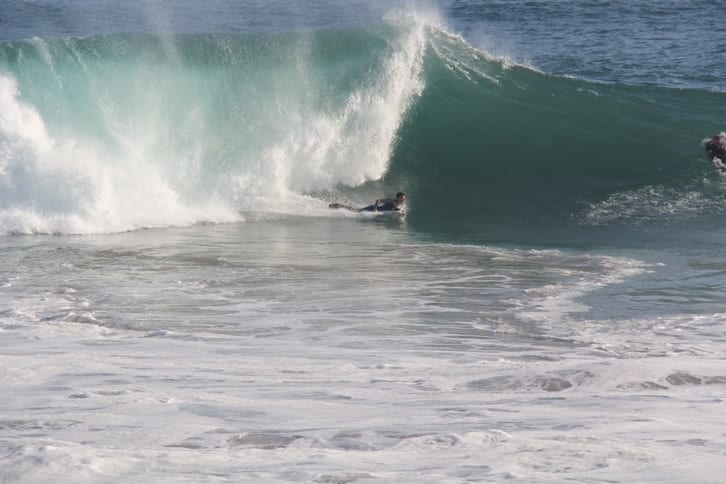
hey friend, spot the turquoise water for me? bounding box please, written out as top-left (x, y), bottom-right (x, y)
top-left (1, 2), bottom-right (726, 482)
top-left (1, 2), bottom-right (724, 241)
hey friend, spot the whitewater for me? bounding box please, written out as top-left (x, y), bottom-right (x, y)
top-left (2, 1), bottom-right (726, 482)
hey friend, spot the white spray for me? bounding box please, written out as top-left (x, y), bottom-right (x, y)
top-left (0, 12), bottom-right (435, 233)
top-left (0, 74), bottom-right (241, 234)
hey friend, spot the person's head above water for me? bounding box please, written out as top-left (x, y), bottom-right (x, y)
top-left (395, 192), bottom-right (406, 205)
top-left (708, 134), bottom-right (725, 150)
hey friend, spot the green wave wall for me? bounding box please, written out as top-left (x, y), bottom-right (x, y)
top-left (0, 22), bottom-right (724, 235)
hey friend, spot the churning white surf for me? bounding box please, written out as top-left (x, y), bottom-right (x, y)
top-left (0, 74), bottom-right (242, 234)
top-left (0, 12), bottom-right (434, 235)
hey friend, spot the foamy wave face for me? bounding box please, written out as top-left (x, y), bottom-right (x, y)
top-left (0, 12), bottom-right (436, 230)
top-left (0, 74), bottom-right (241, 235)
top-left (227, 13), bottom-right (429, 209)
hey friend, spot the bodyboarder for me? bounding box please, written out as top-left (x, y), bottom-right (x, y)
top-left (329, 192), bottom-right (407, 213)
top-left (705, 133), bottom-right (726, 172)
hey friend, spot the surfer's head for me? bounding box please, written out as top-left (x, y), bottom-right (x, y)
top-left (395, 192), bottom-right (406, 205)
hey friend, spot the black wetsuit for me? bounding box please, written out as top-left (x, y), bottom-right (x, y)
top-left (706, 139), bottom-right (726, 172)
top-left (360, 199), bottom-right (400, 212)
top-left (706, 139), bottom-right (726, 162)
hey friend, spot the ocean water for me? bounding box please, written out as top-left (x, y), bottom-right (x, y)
top-left (1, 1), bottom-right (726, 482)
